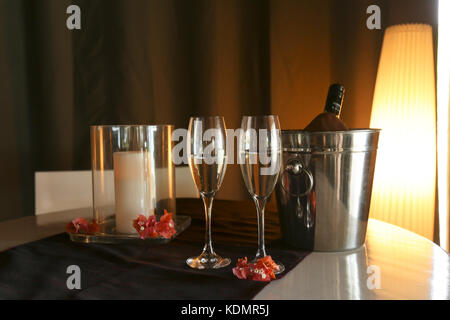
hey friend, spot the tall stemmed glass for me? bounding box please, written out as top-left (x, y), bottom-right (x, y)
top-left (186, 116), bottom-right (231, 269)
top-left (239, 115), bottom-right (285, 274)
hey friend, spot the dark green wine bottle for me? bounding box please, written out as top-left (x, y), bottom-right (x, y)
top-left (304, 83), bottom-right (348, 131)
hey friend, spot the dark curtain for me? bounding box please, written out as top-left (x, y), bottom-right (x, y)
top-left (0, 0), bottom-right (439, 228)
top-left (71, 0), bottom-right (271, 202)
top-left (1, 0), bottom-right (271, 221)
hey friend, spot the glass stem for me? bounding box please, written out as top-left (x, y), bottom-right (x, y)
top-left (202, 194), bottom-right (215, 255)
top-left (254, 196), bottom-right (267, 259)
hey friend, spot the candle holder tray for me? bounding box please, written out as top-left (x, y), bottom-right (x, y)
top-left (69, 215), bottom-right (191, 244)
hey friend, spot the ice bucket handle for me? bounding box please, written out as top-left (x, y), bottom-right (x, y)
top-left (280, 158), bottom-right (314, 197)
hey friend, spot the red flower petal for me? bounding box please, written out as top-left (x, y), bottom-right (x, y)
top-left (132, 214), bottom-right (159, 239)
top-left (88, 220), bottom-right (100, 234)
top-left (66, 217), bottom-right (100, 235)
top-left (144, 215), bottom-right (158, 239)
top-left (232, 257), bottom-right (250, 279)
top-left (132, 211), bottom-right (177, 239)
top-left (133, 214), bottom-right (147, 232)
top-left (259, 255), bottom-right (280, 272)
top-left (65, 222), bottom-right (76, 234)
top-left (156, 211), bottom-right (176, 239)
top-left (159, 210), bottom-right (172, 223)
top-left (66, 217), bottom-right (90, 234)
top-left (232, 266), bottom-right (249, 279)
top-left (248, 270), bottom-right (271, 282)
top-left (74, 217), bottom-right (89, 232)
top-left (236, 257), bottom-right (248, 268)
top-left (254, 260), bottom-right (276, 281)
top-left (140, 227), bottom-right (158, 239)
top-left (146, 215), bottom-right (157, 227)
top-left (232, 256), bottom-right (278, 282)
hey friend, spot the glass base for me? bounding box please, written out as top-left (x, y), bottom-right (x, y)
top-left (186, 251), bottom-right (231, 269)
top-left (273, 261), bottom-right (285, 275)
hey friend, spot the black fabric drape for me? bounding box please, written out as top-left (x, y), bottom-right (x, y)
top-left (0, 199), bottom-right (311, 299)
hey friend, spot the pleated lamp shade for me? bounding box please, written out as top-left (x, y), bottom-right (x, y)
top-left (369, 24), bottom-right (436, 240)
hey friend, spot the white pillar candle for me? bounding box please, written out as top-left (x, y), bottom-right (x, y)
top-left (113, 151), bottom-right (155, 234)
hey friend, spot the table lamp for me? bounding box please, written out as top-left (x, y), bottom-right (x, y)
top-left (369, 24), bottom-right (436, 240)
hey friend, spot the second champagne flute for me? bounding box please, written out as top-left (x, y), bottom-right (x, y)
top-left (239, 115), bottom-right (285, 274)
top-left (186, 116), bottom-right (230, 269)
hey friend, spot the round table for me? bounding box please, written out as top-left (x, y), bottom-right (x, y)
top-left (0, 199), bottom-right (448, 299)
top-left (255, 218), bottom-right (450, 299)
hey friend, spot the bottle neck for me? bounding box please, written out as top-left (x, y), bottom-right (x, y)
top-left (324, 102), bottom-right (342, 117)
top-left (324, 84), bottom-right (345, 117)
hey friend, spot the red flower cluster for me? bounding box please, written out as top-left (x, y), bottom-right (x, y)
top-left (133, 210), bottom-right (176, 240)
top-left (66, 217), bottom-right (100, 235)
top-left (133, 215), bottom-right (158, 239)
top-left (232, 256), bottom-right (280, 282)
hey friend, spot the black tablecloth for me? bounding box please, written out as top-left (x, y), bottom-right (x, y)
top-left (0, 199), bottom-right (310, 299)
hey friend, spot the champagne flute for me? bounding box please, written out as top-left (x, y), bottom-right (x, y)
top-left (186, 116), bottom-right (231, 269)
top-left (239, 115), bottom-right (285, 274)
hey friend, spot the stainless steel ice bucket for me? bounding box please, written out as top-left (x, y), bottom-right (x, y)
top-left (275, 129), bottom-right (380, 251)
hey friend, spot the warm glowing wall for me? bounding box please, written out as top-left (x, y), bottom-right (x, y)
top-left (369, 24), bottom-right (436, 240)
top-left (437, 0), bottom-right (450, 251)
